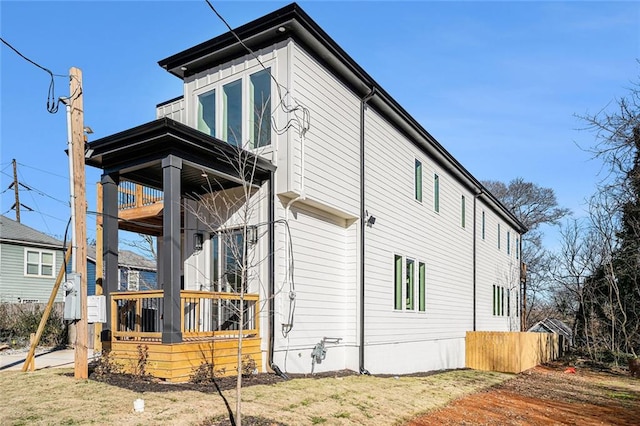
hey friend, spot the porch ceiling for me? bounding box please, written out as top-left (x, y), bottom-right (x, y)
top-left (86, 118), bottom-right (275, 195)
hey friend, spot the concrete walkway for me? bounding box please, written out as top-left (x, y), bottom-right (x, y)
top-left (0, 348), bottom-right (96, 371)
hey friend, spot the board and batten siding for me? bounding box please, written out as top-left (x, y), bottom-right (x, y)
top-left (0, 243), bottom-right (64, 303)
top-left (362, 107), bottom-right (475, 373)
top-left (156, 97), bottom-right (185, 123)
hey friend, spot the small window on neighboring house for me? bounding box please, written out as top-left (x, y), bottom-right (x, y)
top-left (223, 79), bottom-right (243, 146)
top-left (197, 90), bottom-right (216, 136)
top-left (127, 271), bottom-right (140, 291)
top-left (25, 249), bottom-right (54, 277)
top-left (414, 159), bottom-right (422, 202)
top-left (461, 195), bottom-right (466, 228)
top-left (406, 259), bottom-right (415, 310)
top-left (482, 211), bottom-right (486, 240)
top-left (418, 262), bottom-right (426, 311)
top-left (434, 174), bottom-right (440, 212)
top-left (497, 224), bottom-right (501, 250)
top-left (507, 231), bottom-right (511, 255)
top-left (394, 255), bottom-right (403, 310)
top-left (250, 69), bottom-right (271, 148)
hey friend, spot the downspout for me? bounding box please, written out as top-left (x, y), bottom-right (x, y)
top-left (268, 170), bottom-right (277, 370)
top-left (359, 87), bottom-right (375, 375)
top-left (472, 191), bottom-right (482, 331)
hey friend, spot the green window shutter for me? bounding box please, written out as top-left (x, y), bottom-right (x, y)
top-left (394, 255), bottom-right (403, 310)
top-left (434, 174), bottom-right (440, 212)
top-left (415, 159), bottom-right (422, 201)
top-left (418, 262), bottom-right (426, 311)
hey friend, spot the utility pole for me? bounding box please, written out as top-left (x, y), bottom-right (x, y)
top-left (8, 159), bottom-right (33, 221)
top-left (12, 159), bottom-right (20, 222)
top-left (69, 67), bottom-right (88, 379)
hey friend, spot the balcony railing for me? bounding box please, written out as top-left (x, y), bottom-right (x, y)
top-left (111, 290), bottom-right (260, 342)
top-left (118, 181), bottom-right (163, 210)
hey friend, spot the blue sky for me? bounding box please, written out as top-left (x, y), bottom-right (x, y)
top-left (1, 1), bottom-right (639, 248)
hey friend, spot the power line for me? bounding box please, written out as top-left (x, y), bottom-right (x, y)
top-left (202, 0), bottom-right (311, 137)
top-left (17, 162), bottom-right (69, 180)
top-left (0, 36), bottom-right (66, 114)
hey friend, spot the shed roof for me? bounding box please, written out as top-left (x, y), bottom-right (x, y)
top-left (87, 246), bottom-right (156, 271)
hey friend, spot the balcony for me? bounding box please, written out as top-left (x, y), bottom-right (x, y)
top-left (116, 181), bottom-right (164, 235)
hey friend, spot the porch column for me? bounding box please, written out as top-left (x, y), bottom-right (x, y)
top-left (162, 155), bottom-right (183, 344)
top-left (101, 172), bottom-right (119, 341)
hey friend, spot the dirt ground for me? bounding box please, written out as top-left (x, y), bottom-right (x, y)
top-left (408, 361), bottom-right (640, 426)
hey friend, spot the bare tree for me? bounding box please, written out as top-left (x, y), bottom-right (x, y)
top-left (482, 178), bottom-right (570, 328)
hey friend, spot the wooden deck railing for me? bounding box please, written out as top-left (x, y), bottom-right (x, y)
top-left (111, 290), bottom-right (259, 342)
top-left (118, 181), bottom-right (163, 210)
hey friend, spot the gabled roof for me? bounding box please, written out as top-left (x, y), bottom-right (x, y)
top-left (87, 246), bottom-right (156, 271)
top-left (157, 3), bottom-right (527, 234)
top-left (0, 215), bottom-right (63, 249)
top-left (528, 318), bottom-right (573, 341)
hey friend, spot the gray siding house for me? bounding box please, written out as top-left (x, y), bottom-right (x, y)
top-left (0, 215), bottom-right (66, 303)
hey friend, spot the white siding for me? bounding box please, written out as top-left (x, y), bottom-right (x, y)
top-left (156, 97), bottom-right (185, 123)
top-left (362, 107), bottom-right (475, 372)
top-left (271, 202), bottom-right (358, 374)
top-left (286, 44), bottom-right (360, 216)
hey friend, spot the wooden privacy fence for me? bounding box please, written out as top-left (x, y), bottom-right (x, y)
top-left (466, 331), bottom-right (560, 373)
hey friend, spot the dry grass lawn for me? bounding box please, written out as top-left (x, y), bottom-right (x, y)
top-left (0, 368), bottom-right (510, 425)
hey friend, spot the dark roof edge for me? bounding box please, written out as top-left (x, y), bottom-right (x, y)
top-left (157, 2), bottom-right (525, 233)
top-left (156, 95), bottom-right (184, 108)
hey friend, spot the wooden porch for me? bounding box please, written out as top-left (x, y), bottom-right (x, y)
top-left (104, 290), bottom-right (262, 382)
top-left (87, 118), bottom-right (275, 383)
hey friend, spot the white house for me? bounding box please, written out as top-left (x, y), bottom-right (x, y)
top-left (88, 3), bottom-right (525, 379)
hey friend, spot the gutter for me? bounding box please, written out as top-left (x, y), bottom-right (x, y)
top-left (359, 87), bottom-right (375, 375)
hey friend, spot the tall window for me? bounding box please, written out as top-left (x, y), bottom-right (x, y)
top-left (434, 174), bottom-right (440, 212)
top-left (223, 80), bottom-right (243, 146)
top-left (406, 259), bottom-right (415, 310)
top-left (394, 255), bottom-right (402, 310)
top-left (507, 231), bottom-right (511, 255)
top-left (250, 69), bottom-right (271, 148)
top-left (25, 249), bottom-right (54, 277)
top-left (507, 288), bottom-right (511, 316)
top-left (482, 211), bottom-right (486, 240)
top-left (497, 224), bottom-right (501, 250)
top-left (196, 68), bottom-right (272, 149)
top-left (197, 90), bottom-right (216, 136)
top-left (516, 238), bottom-right (520, 259)
top-left (211, 229), bottom-right (245, 292)
top-left (461, 195), bottom-right (466, 228)
top-left (414, 159), bottom-right (422, 202)
top-left (493, 284), bottom-right (497, 316)
top-left (418, 262), bottom-right (426, 312)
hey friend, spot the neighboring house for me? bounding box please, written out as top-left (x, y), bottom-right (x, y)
top-left (87, 3), bottom-right (526, 377)
top-left (0, 215), bottom-right (157, 302)
top-left (0, 215), bottom-right (66, 303)
top-left (86, 246), bottom-right (157, 293)
top-left (528, 318), bottom-right (573, 351)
